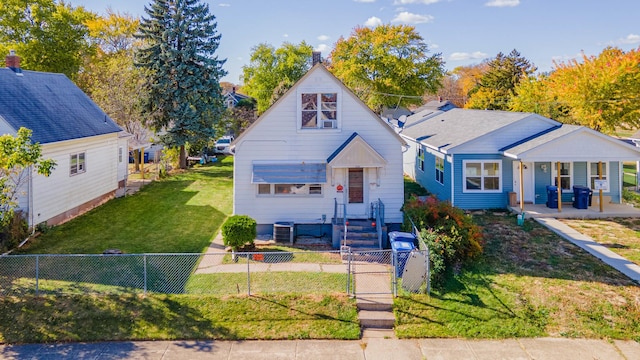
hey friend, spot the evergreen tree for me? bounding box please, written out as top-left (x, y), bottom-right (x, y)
top-left (466, 49), bottom-right (535, 110)
top-left (136, 0), bottom-right (226, 168)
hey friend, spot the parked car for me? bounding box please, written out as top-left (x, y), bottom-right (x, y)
top-left (214, 136), bottom-right (234, 154)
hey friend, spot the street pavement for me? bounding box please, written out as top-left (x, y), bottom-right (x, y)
top-left (1, 337), bottom-right (639, 359)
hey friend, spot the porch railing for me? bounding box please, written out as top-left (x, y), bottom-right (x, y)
top-left (373, 198), bottom-right (385, 249)
top-left (333, 198), bottom-right (348, 247)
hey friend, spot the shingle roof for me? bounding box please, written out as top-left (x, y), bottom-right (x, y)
top-left (400, 108), bottom-right (533, 152)
top-left (0, 68), bottom-right (122, 144)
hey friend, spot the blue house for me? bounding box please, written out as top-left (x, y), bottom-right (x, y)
top-left (399, 108), bottom-right (640, 210)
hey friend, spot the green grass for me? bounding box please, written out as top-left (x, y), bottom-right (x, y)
top-left (186, 272), bottom-right (349, 295)
top-left (17, 156), bottom-right (234, 254)
top-left (404, 176), bottom-right (429, 200)
top-left (221, 246), bottom-right (344, 264)
top-left (623, 162), bottom-right (637, 187)
top-left (395, 212), bottom-right (640, 341)
top-left (0, 293), bottom-right (360, 343)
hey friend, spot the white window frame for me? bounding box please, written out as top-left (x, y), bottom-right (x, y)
top-left (588, 162), bottom-right (609, 191)
top-left (462, 160), bottom-right (502, 193)
top-left (298, 91), bottom-right (340, 131)
top-left (70, 152), bottom-right (86, 176)
top-left (417, 147), bottom-right (424, 172)
top-left (435, 156), bottom-right (444, 185)
top-left (551, 162), bottom-right (572, 192)
top-left (257, 184), bottom-right (323, 197)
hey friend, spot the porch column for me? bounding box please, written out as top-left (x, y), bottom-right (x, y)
top-left (519, 161), bottom-right (524, 212)
top-left (598, 161), bottom-right (603, 213)
top-left (556, 161), bottom-right (562, 212)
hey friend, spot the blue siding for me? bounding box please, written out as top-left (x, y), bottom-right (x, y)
top-left (452, 154), bottom-right (510, 210)
top-left (414, 146), bottom-right (451, 201)
top-left (534, 162), bottom-right (551, 204)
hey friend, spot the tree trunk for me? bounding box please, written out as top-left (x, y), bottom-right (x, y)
top-left (179, 145), bottom-right (187, 169)
top-left (133, 149), bottom-right (140, 172)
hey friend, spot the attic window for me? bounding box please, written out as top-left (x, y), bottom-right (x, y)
top-left (301, 93), bottom-right (338, 129)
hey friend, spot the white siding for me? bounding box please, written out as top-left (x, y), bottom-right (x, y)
top-left (234, 67), bottom-right (404, 224)
top-left (454, 115), bottom-right (557, 154)
top-left (27, 133), bottom-right (119, 225)
top-left (117, 137), bottom-right (129, 183)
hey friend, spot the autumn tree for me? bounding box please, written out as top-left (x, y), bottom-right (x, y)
top-left (466, 49), bottom-right (535, 110)
top-left (544, 47), bottom-right (640, 133)
top-left (0, 0), bottom-right (94, 79)
top-left (241, 42), bottom-right (313, 114)
top-left (136, 0), bottom-right (227, 169)
top-left (329, 24), bottom-right (445, 113)
top-left (0, 128), bottom-right (55, 228)
top-left (510, 74), bottom-right (570, 122)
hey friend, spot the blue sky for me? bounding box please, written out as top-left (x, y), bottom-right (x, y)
top-left (69, 0), bottom-right (640, 85)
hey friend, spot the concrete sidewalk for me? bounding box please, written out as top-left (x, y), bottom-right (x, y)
top-left (535, 217), bottom-right (640, 283)
top-left (1, 337), bottom-right (639, 359)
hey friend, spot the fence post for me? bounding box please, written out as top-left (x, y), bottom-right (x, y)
top-left (143, 254), bottom-right (147, 295)
top-left (392, 251), bottom-right (397, 297)
top-left (346, 248), bottom-right (351, 295)
top-left (426, 248), bottom-right (430, 295)
top-left (35, 255), bottom-right (39, 296)
top-left (247, 252), bottom-right (251, 296)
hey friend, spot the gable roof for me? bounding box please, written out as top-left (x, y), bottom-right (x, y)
top-left (232, 63), bottom-right (406, 146)
top-left (327, 132), bottom-right (386, 168)
top-left (0, 68), bottom-right (122, 144)
top-left (503, 124), bottom-right (640, 161)
top-left (400, 108), bottom-right (536, 153)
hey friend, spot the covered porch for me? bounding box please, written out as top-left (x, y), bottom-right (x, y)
top-left (502, 125), bottom-right (640, 216)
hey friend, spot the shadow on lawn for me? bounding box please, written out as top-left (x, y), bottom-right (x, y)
top-left (0, 291), bottom-right (237, 346)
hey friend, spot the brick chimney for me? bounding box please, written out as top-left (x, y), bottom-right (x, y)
top-left (312, 51), bottom-right (322, 66)
top-left (5, 50), bottom-right (20, 69)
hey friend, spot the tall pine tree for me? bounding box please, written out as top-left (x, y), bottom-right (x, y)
top-left (136, 0), bottom-right (226, 168)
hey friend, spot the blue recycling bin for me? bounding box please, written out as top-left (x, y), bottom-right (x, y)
top-left (391, 240), bottom-right (415, 277)
top-left (546, 185), bottom-right (558, 208)
top-left (573, 185), bottom-right (592, 209)
top-left (388, 231), bottom-right (418, 247)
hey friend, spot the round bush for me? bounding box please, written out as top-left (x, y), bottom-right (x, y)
top-left (221, 215), bottom-right (257, 251)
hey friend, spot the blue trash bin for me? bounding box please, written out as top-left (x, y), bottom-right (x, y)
top-left (388, 231), bottom-right (418, 248)
top-left (573, 186), bottom-right (591, 209)
top-left (391, 240), bottom-right (415, 277)
top-left (546, 185), bottom-right (558, 208)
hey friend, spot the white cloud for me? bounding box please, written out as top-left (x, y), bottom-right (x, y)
top-left (354, 0), bottom-right (375, 3)
top-left (364, 16), bottom-right (383, 27)
top-left (391, 11), bottom-right (434, 24)
top-left (449, 51), bottom-right (488, 61)
top-left (315, 44), bottom-right (331, 53)
top-left (218, 3), bottom-right (231, 7)
top-left (485, 0), bottom-right (520, 7)
top-left (430, 43), bottom-right (439, 50)
top-left (618, 33), bottom-right (640, 44)
top-left (394, 0), bottom-right (439, 4)
top-left (283, 33), bottom-right (289, 38)
top-left (317, 35), bottom-right (330, 42)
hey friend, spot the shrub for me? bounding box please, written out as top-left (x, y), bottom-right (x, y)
top-left (221, 215), bottom-right (257, 252)
top-left (0, 211), bottom-right (29, 253)
top-left (403, 195), bottom-right (484, 288)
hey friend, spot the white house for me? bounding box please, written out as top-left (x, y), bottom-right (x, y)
top-left (232, 61), bottom-right (406, 248)
top-left (0, 52), bottom-right (126, 227)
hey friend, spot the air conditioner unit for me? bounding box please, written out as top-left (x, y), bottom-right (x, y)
top-left (273, 221), bottom-right (294, 244)
top-left (322, 120), bottom-right (337, 129)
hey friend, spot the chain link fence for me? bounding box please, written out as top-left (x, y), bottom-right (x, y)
top-left (0, 249), bottom-right (428, 297)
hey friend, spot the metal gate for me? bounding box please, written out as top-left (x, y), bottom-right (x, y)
top-left (345, 248), bottom-right (429, 297)
top-left (346, 248), bottom-right (394, 296)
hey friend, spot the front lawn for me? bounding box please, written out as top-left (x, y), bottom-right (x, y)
top-left (0, 293), bottom-right (360, 343)
top-left (559, 218), bottom-right (640, 266)
top-left (395, 212), bottom-right (640, 341)
top-left (17, 156), bottom-right (234, 254)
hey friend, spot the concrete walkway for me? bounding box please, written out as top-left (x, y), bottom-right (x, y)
top-left (1, 337), bottom-right (639, 359)
top-left (535, 217), bottom-right (640, 283)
